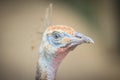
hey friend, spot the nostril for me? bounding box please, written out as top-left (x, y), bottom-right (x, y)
top-left (75, 35), bottom-right (82, 39)
top-left (74, 32), bottom-right (83, 39)
top-left (77, 36), bottom-right (82, 39)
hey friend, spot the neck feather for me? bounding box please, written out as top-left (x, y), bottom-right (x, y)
top-left (36, 47), bottom-right (69, 80)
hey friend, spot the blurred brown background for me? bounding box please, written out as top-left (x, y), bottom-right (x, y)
top-left (0, 0), bottom-right (119, 80)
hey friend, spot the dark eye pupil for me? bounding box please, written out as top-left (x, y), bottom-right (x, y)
top-left (54, 34), bottom-right (60, 39)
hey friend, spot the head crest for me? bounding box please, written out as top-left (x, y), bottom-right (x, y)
top-left (31, 3), bottom-right (54, 50)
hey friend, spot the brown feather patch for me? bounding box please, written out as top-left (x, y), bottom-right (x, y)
top-left (47, 25), bottom-right (75, 36)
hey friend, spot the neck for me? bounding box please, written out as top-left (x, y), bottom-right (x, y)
top-left (36, 47), bottom-right (69, 80)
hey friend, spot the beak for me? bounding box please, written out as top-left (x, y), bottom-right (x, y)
top-left (74, 32), bottom-right (94, 44)
top-left (62, 32), bottom-right (94, 48)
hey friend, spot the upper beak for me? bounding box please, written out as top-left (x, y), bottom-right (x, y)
top-left (74, 32), bottom-right (94, 44)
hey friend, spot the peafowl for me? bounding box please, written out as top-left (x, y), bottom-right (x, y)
top-left (36, 4), bottom-right (94, 80)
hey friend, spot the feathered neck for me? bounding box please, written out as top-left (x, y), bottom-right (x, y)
top-left (36, 42), bottom-right (70, 80)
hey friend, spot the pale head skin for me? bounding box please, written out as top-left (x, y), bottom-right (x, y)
top-left (37, 25), bottom-right (94, 80)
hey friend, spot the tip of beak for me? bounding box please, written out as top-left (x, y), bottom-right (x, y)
top-left (89, 39), bottom-right (94, 44)
top-left (86, 37), bottom-right (94, 44)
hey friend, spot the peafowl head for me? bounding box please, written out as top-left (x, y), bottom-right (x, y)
top-left (39, 25), bottom-right (94, 62)
top-left (40, 25), bottom-right (94, 66)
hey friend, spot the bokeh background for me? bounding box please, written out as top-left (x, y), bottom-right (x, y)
top-left (0, 0), bottom-right (119, 80)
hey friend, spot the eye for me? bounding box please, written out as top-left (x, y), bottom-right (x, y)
top-left (52, 31), bottom-right (63, 40)
top-left (53, 33), bottom-right (60, 39)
